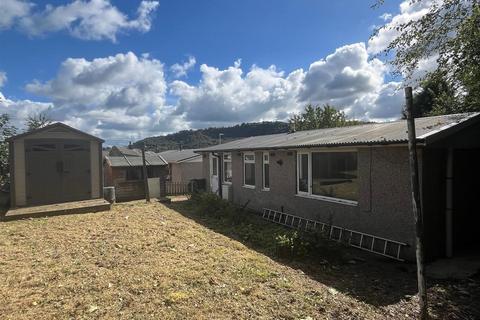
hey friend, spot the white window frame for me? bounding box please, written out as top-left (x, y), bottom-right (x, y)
top-left (262, 152), bottom-right (270, 191)
top-left (296, 149), bottom-right (358, 206)
top-left (212, 156), bottom-right (218, 177)
top-left (243, 152), bottom-right (256, 188)
top-left (223, 152), bottom-right (232, 184)
top-left (296, 152), bottom-right (311, 196)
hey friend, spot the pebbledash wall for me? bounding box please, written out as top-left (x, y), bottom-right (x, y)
top-left (204, 146), bottom-right (420, 261)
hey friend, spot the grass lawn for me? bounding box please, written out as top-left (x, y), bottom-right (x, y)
top-left (0, 200), bottom-right (478, 319)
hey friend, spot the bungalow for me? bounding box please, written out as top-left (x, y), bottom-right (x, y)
top-left (158, 149), bottom-right (203, 183)
top-left (196, 113), bottom-right (480, 261)
top-left (103, 146), bottom-right (168, 201)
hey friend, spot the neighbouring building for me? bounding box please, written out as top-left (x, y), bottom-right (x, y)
top-left (158, 149), bottom-right (203, 183)
top-left (196, 113), bottom-right (480, 261)
top-left (7, 123), bottom-right (104, 207)
top-left (103, 146), bottom-right (168, 201)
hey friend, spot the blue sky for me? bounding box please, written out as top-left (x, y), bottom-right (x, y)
top-left (0, 0), bottom-right (425, 144)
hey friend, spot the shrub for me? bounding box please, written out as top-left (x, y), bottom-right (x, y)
top-left (275, 231), bottom-right (311, 260)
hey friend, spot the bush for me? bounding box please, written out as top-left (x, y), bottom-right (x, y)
top-left (190, 192), bottom-right (238, 220)
top-left (275, 231), bottom-right (311, 260)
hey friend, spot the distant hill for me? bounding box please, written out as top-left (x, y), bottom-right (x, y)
top-left (132, 121), bottom-right (289, 151)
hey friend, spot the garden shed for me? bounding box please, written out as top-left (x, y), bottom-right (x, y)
top-left (7, 123), bottom-right (104, 207)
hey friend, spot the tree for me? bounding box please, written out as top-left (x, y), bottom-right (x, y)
top-left (375, 0), bottom-right (480, 113)
top-left (0, 114), bottom-right (17, 187)
top-left (404, 71), bottom-right (459, 118)
top-left (25, 113), bottom-right (53, 131)
top-left (289, 104), bottom-right (361, 131)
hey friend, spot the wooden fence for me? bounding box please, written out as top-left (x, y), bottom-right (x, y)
top-left (166, 181), bottom-right (192, 196)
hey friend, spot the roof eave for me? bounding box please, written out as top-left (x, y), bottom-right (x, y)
top-left (195, 140), bottom-right (426, 153)
top-left (6, 122), bottom-right (105, 143)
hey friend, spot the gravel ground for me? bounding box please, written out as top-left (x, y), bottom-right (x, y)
top-left (0, 200), bottom-right (478, 319)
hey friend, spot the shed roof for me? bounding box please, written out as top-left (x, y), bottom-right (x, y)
top-left (195, 112), bottom-right (480, 152)
top-left (158, 149), bottom-right (202, 163)
top-left (105, 152), bottom-right (168, 167)
top-left (6, 122), bottom-right (104, 142)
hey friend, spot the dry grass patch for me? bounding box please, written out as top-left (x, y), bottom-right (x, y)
top-left (0, 200), bottom-right (478, 319)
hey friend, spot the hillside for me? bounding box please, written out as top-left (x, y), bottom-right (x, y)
top-left (133, 121), bottom-right (289, 151)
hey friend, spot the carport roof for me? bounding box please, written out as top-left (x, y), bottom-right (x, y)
top-left (195, 112), bottom-right (480, 152)
top-left (6, 122), bottom-right (104, 143)
top-left (105, 152), bottom-right (168, 167)
top-left (158, 149), bottom-right (202, 163)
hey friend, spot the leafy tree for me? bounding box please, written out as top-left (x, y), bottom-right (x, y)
top-left (288, 104), bottom-right (361, 131)
top-left (405, 71), bottom-right (459, 118)
top-left (0, 114), bottom-right (17, 187)
top-left (25, 113), bottom-right (53, 131)
top-left (375, 0), bottom-right (480, 113)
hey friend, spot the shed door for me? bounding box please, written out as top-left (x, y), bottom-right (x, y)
top-left (25, 140), bottom-right (91, 205)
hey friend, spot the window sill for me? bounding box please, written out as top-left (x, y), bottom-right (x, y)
top-left (242, 185), bottom-right (255, 189)
top-left (262, 188), bottom-right (270, 191)
top-left (295, 193), bottom-right (358, 206)
top-left (222, 181), bottom-right (232, 185)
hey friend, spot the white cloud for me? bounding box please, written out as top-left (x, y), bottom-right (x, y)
top-left (0, 0), bottom-right (159, 41)
top-left (379, 13), bottom-right (392, 21)
top-left (0, 72), bottom-right (7, 88)
top-left (0, 92), bottom-right (54, 129)
top-left (170, 56), bottom-right (196, 78)
top-left (299, 43), bottom-right (386, 106)
top-left (0, 0), bottom-right (32, 29)
top-left (170, 61), bottom-right (305, 128)
top-left (22, 52), bottom-right (179, 140)
top-left (368, 0), bottom-right (434, 55)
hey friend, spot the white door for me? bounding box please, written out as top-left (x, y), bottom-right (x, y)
top-left (210, 155), bottom-right (219, 194)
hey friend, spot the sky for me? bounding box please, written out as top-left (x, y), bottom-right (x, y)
top-left (0, 0), bottom-right (434, 145)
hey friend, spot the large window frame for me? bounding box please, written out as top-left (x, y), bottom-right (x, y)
top-left (296, 149), bottom-right (358, 206)
top-left (243, 152), bottom-right (256, 188)
top-left (262, 152), bottom-right (270, 191)
top-left (212, 156), bottom-right (218, 176)
top-left (223, 153), bottom-right (232, 184)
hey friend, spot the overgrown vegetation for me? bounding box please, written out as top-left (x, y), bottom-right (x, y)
top-left (289, 104), bottom-right (364, 132)
top-left (191, 192), bottom-right (332, 260)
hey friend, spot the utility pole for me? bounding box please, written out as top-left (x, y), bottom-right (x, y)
top-left (405, 86), bottom-right (428, 320)
top-left (141, 142), bottom-right (150, 203)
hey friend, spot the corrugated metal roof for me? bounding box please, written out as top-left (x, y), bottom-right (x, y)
top-left (195, 112), bottom-right (480, 152)
top-left (158, 149), bottom-right (202, 163)
top-left (114, 146), bottom-right (142, 156)
top-left (105, 152), bottom-right (168, 167)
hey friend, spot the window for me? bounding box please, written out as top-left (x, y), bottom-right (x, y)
top-left (297, 153), bottom-right (309, 193)
top-left (243, 153), bottom-right (255, 187)
top-left (126, 167), bottom-right (143, 181)
top-left (212, 157), bottom-right (218, 176)
top-left (263, 152), bottom-right (270, 190)
top-left (223, 153), bottom-right (232, 183)
top-left (297, 151), bottom-right (358, 203)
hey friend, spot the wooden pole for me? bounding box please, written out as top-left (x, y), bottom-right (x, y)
top-left (405, 86), bottom-right (428, 320)
top-left (142, 142), bottom-right (150, 203)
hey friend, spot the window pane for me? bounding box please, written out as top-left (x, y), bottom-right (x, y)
top-left (245, 154), bottom-right (255, 162)
top-left (311, 152), bottom-right (358, 201)
top-left (264, 163), bottom-right (270, 188)
top-left (298, 154), bottom-right (309, 192)
top-left (224, 161), bottom-right (232, 182)
top-left (245, 163), bottom-right (255, 186)
top-left (212, 158), bottom-right (218, 175)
